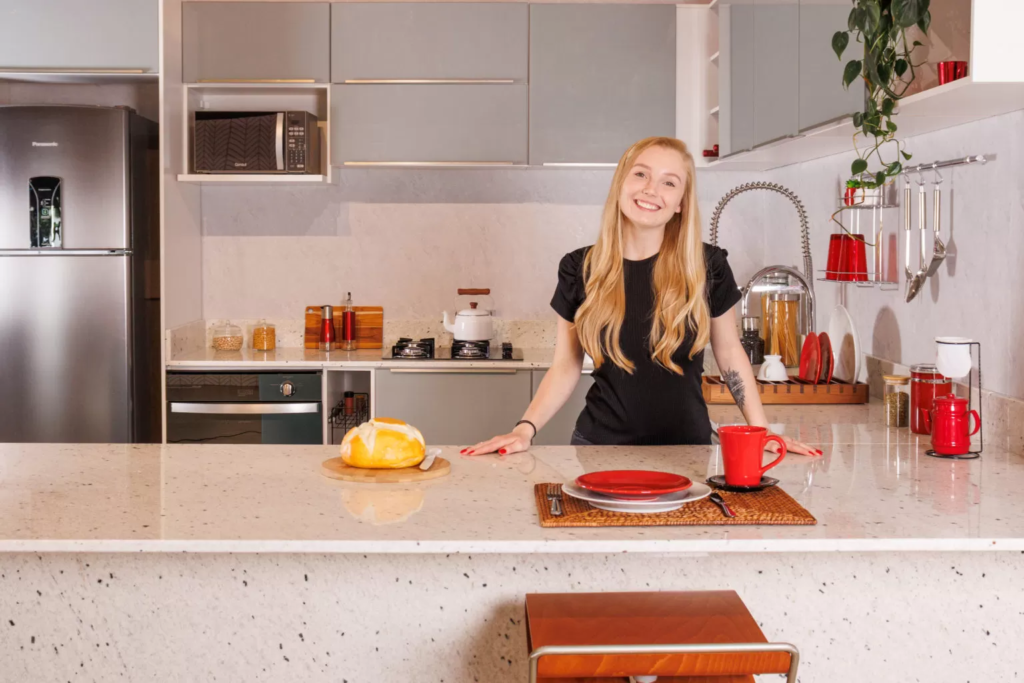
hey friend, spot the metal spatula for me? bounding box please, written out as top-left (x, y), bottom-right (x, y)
top-left (926, 181), bottom-right (947, 276)
top-left (906, 181), bottom-right (928, 302)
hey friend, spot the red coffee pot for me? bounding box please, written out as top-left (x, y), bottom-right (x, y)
top-left (922, 393), bottom-right (980, 456)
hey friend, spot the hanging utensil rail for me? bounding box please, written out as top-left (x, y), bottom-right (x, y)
top-left (903, 155), bottom-right (988, 174)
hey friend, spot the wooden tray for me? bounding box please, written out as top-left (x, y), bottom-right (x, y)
top-left (304, 305), bottom-right (383, 350)
top-left (702, 375), bottom-right (869, 405)
top-left (321, 456), bottom-right (450, 483)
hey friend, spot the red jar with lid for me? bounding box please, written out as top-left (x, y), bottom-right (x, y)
top-left (910, 363), bottom-right (951, 435)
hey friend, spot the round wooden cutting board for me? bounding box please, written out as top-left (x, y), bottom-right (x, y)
top-left (320, 456), bottom-right (450, 483)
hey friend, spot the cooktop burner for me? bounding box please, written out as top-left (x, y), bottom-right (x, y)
top-left (383, 339), bottom-right (523, 361)
top-left (390, 337), bottom-right (435, 359)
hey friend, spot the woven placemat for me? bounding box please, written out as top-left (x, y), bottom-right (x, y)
top-left (535, 483), bottom-right (816, 527)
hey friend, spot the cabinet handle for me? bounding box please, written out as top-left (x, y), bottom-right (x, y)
top-left (0, 68), bottom-right (147, 74)
top-left (388, 368), bottom-right (518, 374)
top-left (542, 162), bottom-right (618, 168)
top-left (343, 79), bottom-right (516, 84)
top-left (197, 78), bottom-right (316, 83)
top-left (170, 402), bottom-right (320, 415)
top-left (343, 161), bottom-right (517, 167)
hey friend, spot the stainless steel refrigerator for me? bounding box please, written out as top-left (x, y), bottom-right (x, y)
top-left (0, 105), bottom-right (160, 443)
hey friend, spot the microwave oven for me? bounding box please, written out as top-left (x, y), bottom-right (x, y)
top-left (193, 111), bottom-right (320, 174)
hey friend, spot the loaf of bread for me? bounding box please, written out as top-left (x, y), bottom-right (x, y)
top-left (339, 417), bottom-right (426, 469)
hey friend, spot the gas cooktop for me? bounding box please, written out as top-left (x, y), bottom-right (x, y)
top-left (383, 338), bottom-right (524, 361)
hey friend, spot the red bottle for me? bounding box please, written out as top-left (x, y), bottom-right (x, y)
top-left (923, 393), bottom-right (980, 456)
top-left (319, 304), bottom-right (336, 351)
top-left (342, 292), bottom-right (355, 351)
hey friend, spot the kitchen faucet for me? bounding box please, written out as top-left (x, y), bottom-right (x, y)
top-left (709, 182), bottom-right (815, 334)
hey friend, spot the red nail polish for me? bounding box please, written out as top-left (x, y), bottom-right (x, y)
top-left (498, 448), bottom-right (507, 455)
top-left (460, 449), bottom-right (467, 454)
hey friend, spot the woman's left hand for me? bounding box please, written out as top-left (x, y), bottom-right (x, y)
top-left (767, 433), bottom-right (822, 457)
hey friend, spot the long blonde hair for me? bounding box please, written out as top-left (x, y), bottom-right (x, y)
top-left (575, 137), bottom-right (709, 375)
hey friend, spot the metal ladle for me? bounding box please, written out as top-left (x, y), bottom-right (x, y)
top-left (906, 175), bottom-right (928, 302)
top-left (926, 166), bottom-right (947, 276)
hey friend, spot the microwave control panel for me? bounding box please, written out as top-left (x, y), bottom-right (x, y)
top-left (285, 111), bottom-right (316, 173)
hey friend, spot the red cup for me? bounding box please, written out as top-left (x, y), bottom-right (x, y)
top-left (826, 234), bottom-right (844, 280)
top-left (718, 426), bottom-right (787, 487)
top-left (938, 61), bottom-right (968, 85)
top-left (838, 234), bottom-right (868, 282)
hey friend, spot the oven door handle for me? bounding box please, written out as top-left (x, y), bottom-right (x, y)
top-left (170, 402), bottom-right (320, 415)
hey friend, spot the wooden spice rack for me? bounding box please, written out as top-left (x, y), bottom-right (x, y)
top-left (702, 375), bottom-right (869, 405)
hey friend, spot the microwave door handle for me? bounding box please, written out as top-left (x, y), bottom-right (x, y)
top-left (170, 403), bottom-right (319, 415)
top-left (276, 112), bottom-right (285, 171)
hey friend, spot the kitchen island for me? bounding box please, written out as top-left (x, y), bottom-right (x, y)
top-left (2, 404), bottom-right (1022, 681)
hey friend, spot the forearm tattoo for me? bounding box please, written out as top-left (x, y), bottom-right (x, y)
top-left (722, 368), bottom-right (746, 411)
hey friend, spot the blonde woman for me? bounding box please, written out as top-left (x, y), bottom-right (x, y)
top-left (463, 137), bottom-right (820, 456)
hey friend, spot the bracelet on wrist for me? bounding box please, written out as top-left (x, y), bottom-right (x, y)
top-left (515, 419), bottom-right (537, 441)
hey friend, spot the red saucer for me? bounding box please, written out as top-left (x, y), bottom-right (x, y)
top-left (576, 470), bottom-right (693, 499)
top-left (798, 332), bottom-right (821, 384)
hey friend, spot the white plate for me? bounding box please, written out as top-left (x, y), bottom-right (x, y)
top-left (827, 305), bottom-right (861, 383)
top-left (562, 481), bottom-right (712, 514)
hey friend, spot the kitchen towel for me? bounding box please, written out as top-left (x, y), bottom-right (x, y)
top-left (535, 483), bottom-right (816, 528)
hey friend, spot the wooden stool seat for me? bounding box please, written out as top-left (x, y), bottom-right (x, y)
top-left (525, 591), bottom-right (798, 682)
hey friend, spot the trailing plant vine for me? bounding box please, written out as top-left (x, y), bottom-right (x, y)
top-left (833, 0), bottom-right (932, 189)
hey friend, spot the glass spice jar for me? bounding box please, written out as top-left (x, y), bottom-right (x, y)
top-left (251, 319), bottom-right (276, 351)
top-left (740, 317), bottom-right (765, 365)
top-left (883, 374), bottom-right (910, 428)
top-left (211, 322), bottom-right (243, 351)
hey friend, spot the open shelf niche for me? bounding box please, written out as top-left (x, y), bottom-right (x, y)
top-left (177, 82), bottom-right (331, 184)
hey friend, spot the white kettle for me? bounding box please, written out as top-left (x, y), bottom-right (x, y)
top-left (443, 289), bottom-right (494, 341)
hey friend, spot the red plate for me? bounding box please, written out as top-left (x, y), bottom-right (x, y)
top-left (576, 470), bottom-right (693, 499)
top-left (798, 332), bottom-right (820, 384)
top-left (817, 332), bottom-right (834, 384)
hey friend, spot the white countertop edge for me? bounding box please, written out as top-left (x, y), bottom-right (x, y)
top-left (165, 361), bottom-right (559, 370)
top-left (3, 538), bottom-right (1022, 554)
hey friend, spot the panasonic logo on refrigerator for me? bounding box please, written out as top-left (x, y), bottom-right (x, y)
top-left (32, 142), bottom-right (59, 147)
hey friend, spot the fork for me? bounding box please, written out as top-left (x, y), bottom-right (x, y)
top-left (546, 484), bottom-right (563, 516)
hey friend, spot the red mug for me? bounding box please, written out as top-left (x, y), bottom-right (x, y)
top-left (718, 425), bottom-right (787, 487)
top-left (938, 61), bottom-right (968, 85)
top-left (826, 234), bottom-right (844, 280)
top-left (922, 393), bottom-right (980, 456)
top-left (838, 234), bottom-right (869, 282)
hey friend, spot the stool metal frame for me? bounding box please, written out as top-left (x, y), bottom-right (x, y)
top-left (528, 642), bottom-right (800, 683)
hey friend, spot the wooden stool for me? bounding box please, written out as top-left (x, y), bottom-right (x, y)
top-left (524, 591), bottom-right (798, 683)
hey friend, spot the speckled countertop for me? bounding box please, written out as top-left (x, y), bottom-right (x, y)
top-left (166, 347), bottom-right (568, 370)
top-left (2, 404), bottom-right (1020, 553)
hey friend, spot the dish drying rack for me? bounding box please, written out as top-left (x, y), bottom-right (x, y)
top-left (821, 185), bottom-right (901, 290)
top-left (329, 392), bottom-right (369, 442)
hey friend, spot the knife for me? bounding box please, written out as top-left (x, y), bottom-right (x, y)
top-left (419, 448), bottom-right (439, 471)
top-left (709, 492), bottom-right (736, 518)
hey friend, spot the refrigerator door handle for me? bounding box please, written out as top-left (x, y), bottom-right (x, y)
top-left (170, 402), bottom-right (320, 415)
top-left (0, 249), bottom-right (131, 256)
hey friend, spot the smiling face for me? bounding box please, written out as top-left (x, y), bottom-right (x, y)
top-left (618, 145), bottom-right (688, 230)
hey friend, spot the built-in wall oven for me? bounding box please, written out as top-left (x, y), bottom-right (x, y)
top-left (166, 372), bottom-right (323, 445)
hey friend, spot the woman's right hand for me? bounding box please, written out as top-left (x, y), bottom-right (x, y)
top-left (461, 424), bottom-right (535, 456)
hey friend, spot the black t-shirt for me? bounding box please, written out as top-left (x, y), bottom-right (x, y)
top-left (550, 243), bottom-right (743, 445)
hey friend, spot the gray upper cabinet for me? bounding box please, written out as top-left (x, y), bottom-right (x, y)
top-left (374, 369), bottom-right (532, 446)
top-left (182, 3), bottom-right (330, 83)
top-left (719, 2), bottom-right (755, 157)
top-left (799, 1), bottom-right (865, 131)
top-left (331, 3), bottom-right (528, 82)
top-left (752, 3), bottom-right (800, 147)
top-left (0, 0), bottom-right (157, 72)
top-left (529, 4), bottom-right (676, 165)
top-left (530, 370), bottom-right (595, 446)
top-left (331, 84), bottom-right (528, 164)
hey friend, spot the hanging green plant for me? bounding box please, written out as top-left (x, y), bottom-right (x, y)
top-left (832, 0), bottom-right (932, 189)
